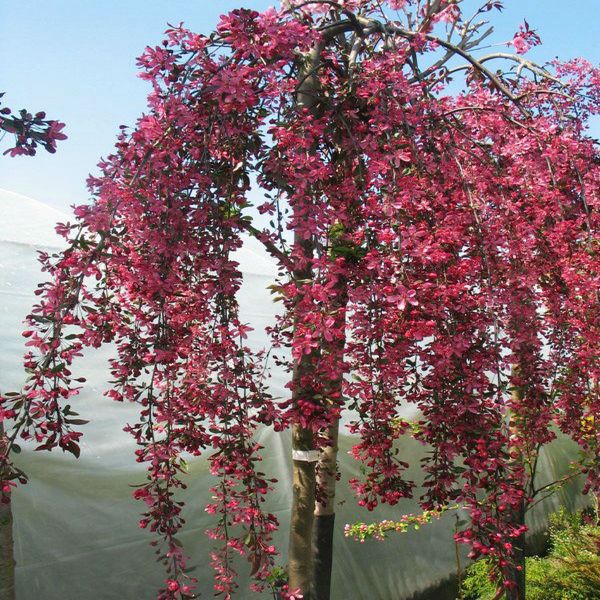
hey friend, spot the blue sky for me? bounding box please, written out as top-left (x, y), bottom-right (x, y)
top-left (1, 0), bottom-right (598, 213)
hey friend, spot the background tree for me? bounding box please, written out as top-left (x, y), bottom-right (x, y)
top-left (0, 2), bottom-right (598, 600)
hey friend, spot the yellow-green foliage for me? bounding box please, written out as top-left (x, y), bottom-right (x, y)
top-left (461, 509), bottom-right (600, 600)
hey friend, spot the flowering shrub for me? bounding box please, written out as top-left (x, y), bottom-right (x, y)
top-left (0, 1), bottom-right (598, 598)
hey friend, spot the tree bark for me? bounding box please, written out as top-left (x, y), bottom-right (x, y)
top-left (311, 420), bottom-right (339, 600)
top-left (287, 216), bottom-right (320, 599)
top-left (311, 273), bottom-right (347, 600)
top-left (288, 423), bottom-right (317, 598)
top-left (0, 425), bottom-right (15, 600)
top-left (503, 501), bottom-right (526, 600)
top-left (287, 39), bottom-right (326, 600)
top-left (0, 500), bottom-right (15, 600)
top-left (504, 365), bottom-right (526, 600)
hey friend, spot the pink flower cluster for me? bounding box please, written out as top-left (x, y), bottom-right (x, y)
top-left (0, 93), bottom-right (66, 156)
top-left (510, 20), bottom-right (542, 54)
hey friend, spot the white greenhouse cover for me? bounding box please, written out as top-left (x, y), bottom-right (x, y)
top-left (0, 188), bottom-right (587, 600)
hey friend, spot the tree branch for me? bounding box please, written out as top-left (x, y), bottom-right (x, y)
top-left (310, 14), bottom-right (569, 118)
top-left (238, 218), bottom-right (292, 270)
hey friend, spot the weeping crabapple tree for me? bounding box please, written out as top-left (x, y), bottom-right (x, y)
top-left (1, 1), bottom-right (599, 599)
top-left (0, 95), bottom-right (66, 600)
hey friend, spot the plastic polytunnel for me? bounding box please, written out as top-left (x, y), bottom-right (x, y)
top-left (0, 188), bottom-right (588, 600)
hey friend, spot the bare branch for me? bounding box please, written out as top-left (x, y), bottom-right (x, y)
top-left (238, 218), bottom-right (292, 270)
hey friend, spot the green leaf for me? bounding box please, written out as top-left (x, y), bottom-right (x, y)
top-left (65, 418), bottom-right (89, 426)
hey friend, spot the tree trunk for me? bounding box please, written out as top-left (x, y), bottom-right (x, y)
top-left (287, 222), bottom-right (320, 599)
top-left (287, 39), bottom-right (326, 600)
top-left (0, 425), bottom-right (15, 600)
top-left (504, 365), bottom-right (526, 600)
top-left (504, 501), bottom-right (526, 600)
top-left (288, 424), bottom-right (317, 598)
top-left (0, 500), bottom-right (15, 600)
top-left (311, 273), bottom-right (347, 600)
top-left (311, 419), bottom-right (339, 600)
